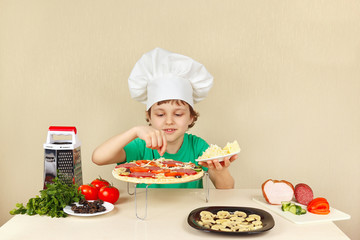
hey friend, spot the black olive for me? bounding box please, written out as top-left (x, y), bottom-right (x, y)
top-left (72, 199), bottom-right (107, 214)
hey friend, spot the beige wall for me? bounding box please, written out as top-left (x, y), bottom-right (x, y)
top-left (1, 0), bottom-right (359, 238)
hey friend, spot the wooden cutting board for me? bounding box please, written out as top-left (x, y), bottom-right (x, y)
top-left (252, 196), bottom-right (351, 224)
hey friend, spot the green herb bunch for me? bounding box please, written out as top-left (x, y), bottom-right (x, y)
top-left (10, 177), bottom-right (84, 218)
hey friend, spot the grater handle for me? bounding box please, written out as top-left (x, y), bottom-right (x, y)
top-left (49, 126), bottom-right (77, 134)
top-left (46, 126), bottom-right (79, 145)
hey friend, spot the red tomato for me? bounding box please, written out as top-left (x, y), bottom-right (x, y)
top-left (148, 162), bottom-right (157, 167)
top-left (307, 197), bottom-right (330, 215)
top-left (164, 163), bottom-right (177, 168)
top-left (164, 172), bottom-right (185, 177)
top-left (135, 160), bottom-right (149, 165)
top-left (78, 184), bottom-right (98, 200)
top-left (91, 177), bottom-right (110, 191)
top-left (130, 167), bottom-right (150, 172)
top-left (98, 186), bottom-right (120, 204)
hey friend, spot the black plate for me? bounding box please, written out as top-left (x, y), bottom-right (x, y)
top-left (187, 206), bottom-right (275, 235)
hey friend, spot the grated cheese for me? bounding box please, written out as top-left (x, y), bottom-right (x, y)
top-left (198, 140), bottom-right (240, 159)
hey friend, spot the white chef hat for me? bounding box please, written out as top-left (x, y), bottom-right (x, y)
top-left (128, 48), bottom-right (213, 110)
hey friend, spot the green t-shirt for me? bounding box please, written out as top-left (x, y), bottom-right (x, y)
top-left (123, 133), bottom-right (209, 188)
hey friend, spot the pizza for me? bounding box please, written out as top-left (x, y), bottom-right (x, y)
top-left (112, 158), bottom-right (204, 184)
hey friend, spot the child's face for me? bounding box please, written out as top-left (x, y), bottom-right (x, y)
top-left (147, 101), bottom-right (194, 144)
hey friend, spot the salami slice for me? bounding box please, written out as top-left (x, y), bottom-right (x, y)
top-left (129, 172), bottom-right (155, 178)
top-left (171, 168), bottom-right (197, 175)
top-left (115, 163), bottom-right (138, 168)
top-left (147, 166), bottom-right (162, 171)
top-left (162, 160), bottom-right (183, 164)
top-left (294, 183), bottom-right (313, 205)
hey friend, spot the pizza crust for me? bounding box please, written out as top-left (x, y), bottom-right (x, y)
top-left (112, 169), bottom-right (204, 184)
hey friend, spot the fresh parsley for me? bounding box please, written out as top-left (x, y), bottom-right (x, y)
top-left (10, 176), bottom-right (84, 218)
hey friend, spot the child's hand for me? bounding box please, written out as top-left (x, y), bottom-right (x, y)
top-left (200, 154), bottom-right (237, 189)
top-left (198, 154), bottom-right (237, 171)
top-left (135, 126), bottom-right (167, 156)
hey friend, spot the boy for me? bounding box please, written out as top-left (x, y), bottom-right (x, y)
top-left (92, 48), bottom-right (237, 189)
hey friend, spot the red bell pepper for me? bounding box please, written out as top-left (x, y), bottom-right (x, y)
top-left (307, 197), bottom-right (330, 215)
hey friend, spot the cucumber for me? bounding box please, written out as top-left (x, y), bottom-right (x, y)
top-left (281, 201), bottom-right (291, 211)
top-left (301, 208), bottom-right (307, 214)
top-left (281, 201), bottom-right (307, 215)
top-left (289, 205), bottom-right (297, 214)
top-left (296, 205), bottom-right (303, 215)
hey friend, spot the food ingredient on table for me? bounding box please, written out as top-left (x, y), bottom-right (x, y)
top-left (98, 185), bottom-right (120, 204)
top-left (91, 177), bottom-right (110, 191)
top-left (294, 183), bottom-right (313, 205)
top-left (307, 197), bottom-right (330, 215)
top-left (70, 199), bottom-right (106, 214)
top-left (197, 210), bottom-right (262, 232)
top-left (78, 184), bottom-right (98, 200)
top-left (262, 179), bottom-right (294, 205)
top-left (261, 180), bottom-right (332, 217)
top-left (10, 177), bottom-right (84, 218)
top-left (281, 201), bottom-right (307, 215)
top-left (79, 177), bottom-right (120, 203)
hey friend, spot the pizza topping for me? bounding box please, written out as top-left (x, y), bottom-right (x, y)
top-left (162, 160), bottom-right (184, 168)
top-left (115, 167), bottom-right (130, 176)
top-left (114, 158), bottom-right (203, 181)
top-left (193, 166), bottom-right (203, 172)
top-left (135, 160), bottom-right (150, 165)
top-left (116, 163), bottom-right (138, 169)
top-left (130, 167), bottom-right (150, 172)
top-left (151, 169), bottom-right (170, 174)
top-left (147, 166), bottom-right (162, 171)
top-left (129, 172), bottom-right (156, 178)
top-left (162, 160), bottom-right (184, 165)
top-left (135, 160), bottom-right (158, 167)
top-left (164, 172), bottom-right (186, 177)
top-left (171, 168), bottom-right (197, 175)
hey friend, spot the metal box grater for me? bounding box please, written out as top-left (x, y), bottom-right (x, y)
top-left (43, 126), bottom-right (83, 188)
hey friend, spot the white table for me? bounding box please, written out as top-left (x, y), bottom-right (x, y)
top-left (0, 189), bottom-right (350, 240)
